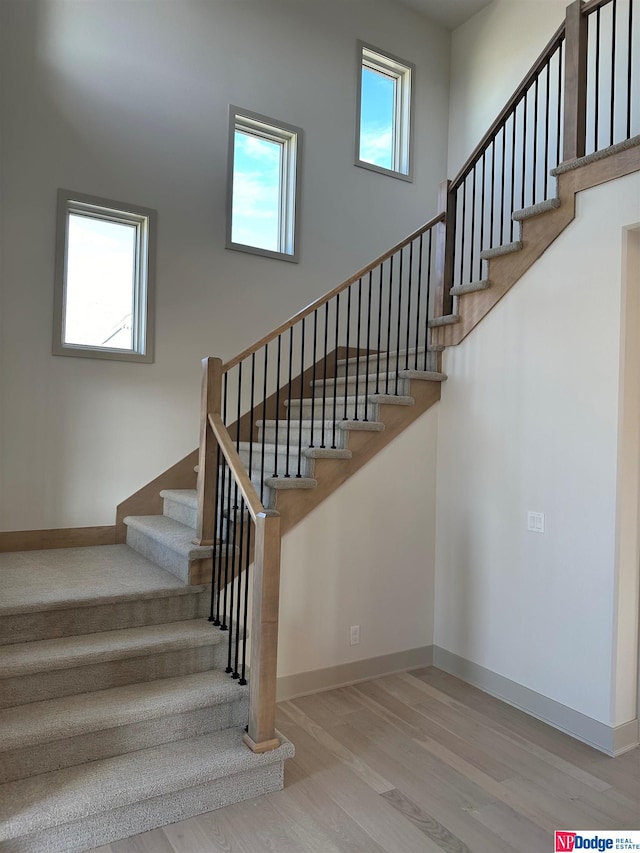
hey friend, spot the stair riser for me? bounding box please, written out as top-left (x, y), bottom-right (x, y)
top-left (287, 398), bottom-right (381, 423)
top-left (238, 446), bottom-right (314, 479)
top-left (0, 592), bottom-right (208, 645)
top-left (258, 423), bottom-right (350, 450)
top-left (0, 643), bottom-right (228, 710)
top-left (0, 696), bottom-right (248, 784)
top-left (162, 497), bottom-right (197, 529)
top-left (4, 762), bottom-right (285, 853)
top-left (312, 376), bottom-right (410, 398)
top-left (336, 352), bottom-right (439, 377)
top-left (126, 528), bottom-right (192, 584)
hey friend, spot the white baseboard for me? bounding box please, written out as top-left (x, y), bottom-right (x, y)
top-left (276, 645), bottom-right (434, 702)
top-left (433, 646), bottom-right (639, 757)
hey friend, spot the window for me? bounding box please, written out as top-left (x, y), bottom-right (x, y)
top-left (227, 107), bottom-right (302, 262)
top-left (53, 190), bottom-right (156, 363)
top-left (356, 43), bottom-right (414, 181)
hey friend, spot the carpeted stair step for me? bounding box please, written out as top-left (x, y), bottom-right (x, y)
top-left (450, 278), bottom-right (491, 297)
top-left (428, 314), bottom-right (460, 328)
top-left (160, 489), bottom-right (198, 529)
top-left (0, 620), bottom-right (227, 709)
top-left (550, 133), bottom-right (640, 176)
top-left (124, 515), bottom-right (222, 584)
top-left (0, 726), bottom-right (294, 853)
top-left (236, 441), bottom-right (314, 479)
top-left (480, 240), bottom-right (523, 260)
top-left (512, 197), bottom-right (561, 220)
top-left (335, 346), bottom-right (441, 377)
top-left (0, 671), bottom-right (248, 785)
top-left (0, 546), bottom-right (208, 645)
top-left (310, 370), bottom-right (409, 400)
top-left (285, 392), bottom-right (413, 424)
top-left (257, 417), bottom-right (384, 450)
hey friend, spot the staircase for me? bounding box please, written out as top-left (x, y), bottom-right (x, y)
top-left (2, 0), bottom-right (639, 849)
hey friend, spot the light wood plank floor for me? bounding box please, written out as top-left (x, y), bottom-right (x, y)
top-left (93, 667), bottom-right (640, 853)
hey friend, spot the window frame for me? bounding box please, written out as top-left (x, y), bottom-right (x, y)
top-left (355, 42), bottom-right (415, 182)
top-left (53, 189), bottom-right (156, 363)
top-left (226, 106), bottom-right (302, 263)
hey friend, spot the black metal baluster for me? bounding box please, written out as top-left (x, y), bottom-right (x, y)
top-left (414, 233), bottom-right (424, 369)
top-left (355, 278), bottom-right (363, 416)
top-left (386, 256), bottom-right (393, 394)
top-left (321, 303), bottom-right (328, 448)
top-left (260, 344), bottom-right (268, 505)
top-left (610, 0), bottom-right (618, 146)
top-left (459, 178), bottom-right (467, 286)
top-left (424, 228), bottom-right (433, 361)
top-left (364, 270), bottom-right (373, 421)
top-left (376, 263), bottom-right (384, 391)
top-left (522, 90), bottom-right (528, 210)
top-left (233, 494), bottom-right (245, 679)
top-left (532, 77), bottom-right (539, 204)
top-left (273, 335), bottom-right (281, 476)
top-left (235, 362), bottom-right (242, 451)
top-left (470, 165), bottom-right (477, 282)
top-left (225, 481), bottom-right (238, 674)
top-left (595, 7), bottom-right (601, 152)
top-left (627, 0), bottom-right (633, 139)
top-left (344, 285), bottom-right (350, 418)
top-left (239, 520), bottom-right (251, 685)
top-left (297, 317), bottom-right (305, 476)
top-left (248, 353), bottom-right (255, 490)
top-left (333, 293), bottom-right (340, 440)
top-left (310, 311), bottom-right (318, 447)
top-left (509, 114), bottom-right (515, 241)
top-left (479, 154), bottom-right (485, 275)
top-left (395, 248), bottom-right (403, 394)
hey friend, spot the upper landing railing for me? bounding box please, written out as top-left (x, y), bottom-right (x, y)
top-left (196, 0), bottom-right (637, 754)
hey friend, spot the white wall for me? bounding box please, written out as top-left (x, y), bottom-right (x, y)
top-left (447, 0), bottom-right (567, 176)
top-left (435, 172), bottom-right (640, 726)
top-left (0, 0), bottom-right (450, 531)
top-left (279, 406), bottom-right (438, 678)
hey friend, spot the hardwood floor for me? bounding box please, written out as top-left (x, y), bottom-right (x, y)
top-left (93, 667), bottom-right (640, 853)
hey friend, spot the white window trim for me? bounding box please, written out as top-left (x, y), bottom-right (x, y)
top-left (226, 106), bottom-right (302, 263)
top-left (53, 189), bottom-right (156, 363)
top-left (355, 42), bottom-right (415, 182)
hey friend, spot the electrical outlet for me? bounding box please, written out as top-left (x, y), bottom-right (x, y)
top-left (350, 625), bottom-right (360, 645)
top-left (527, 511), bottom-right (545, 533)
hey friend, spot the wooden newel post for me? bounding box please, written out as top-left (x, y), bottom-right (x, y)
top-left (244, 510), bottom-right (282, 754)
top-left (434, 178), bottom-right (456, 318)
top-left (195, 357), bottom-right (222, 546)
top-left (563, 0), bottom-right (588, 162)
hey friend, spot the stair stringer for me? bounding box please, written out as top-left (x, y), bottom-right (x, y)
top-left (432, 139), bottom-right (640, 348)
top-left (271, 378), bottom-right (441, 535)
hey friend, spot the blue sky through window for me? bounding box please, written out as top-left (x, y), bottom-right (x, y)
top-left (359, 66), bottom-right (396, 170)
top-left (232, 130), bottom-right (282, 252)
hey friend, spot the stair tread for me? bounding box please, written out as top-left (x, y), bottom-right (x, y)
top-left (124, 515), bottom-right (212, 560)
top-left (0, 726), bottom-right (294, 841)
top-left (0, 671), bottom-right (245, 753)
top-left (159, 489), bottom-right (198, 509)
top-left (258, 418), bottom-right (385, 432)
top-left (336, 345), bottom-right (443, 368)
top-left (311, 370), bottom-right (416, 388)
top-left (282, 393), bottom-right (414, 408)
top-left (0, 619), bottom-right (221, 679)
top-left (480, 240), bottom-right (523, 260)
top-left (0, 545), bottom-right (203, 618)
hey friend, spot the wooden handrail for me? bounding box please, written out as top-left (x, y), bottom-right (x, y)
top-left (208, 413), bottom-right (267, 522)
top-left (222, 211), bottom-right (444, 372)
top-left (450, 21), bottom-right (566, 190)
